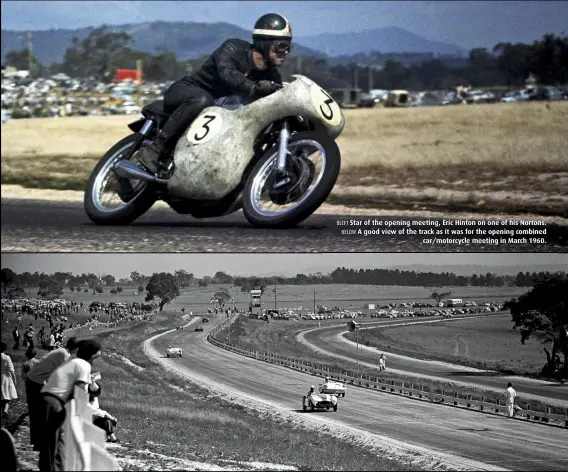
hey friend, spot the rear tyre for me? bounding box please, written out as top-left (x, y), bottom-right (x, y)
top-left (84, 134), bottom-right (157, 225)
top-left (333, 404), bottom-right (338, 412)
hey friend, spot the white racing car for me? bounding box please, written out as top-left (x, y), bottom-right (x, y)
top-left (319, 379), bottom-right (346, 397)
top-left (166, 347), bottom-right (183, 358)
top-left (303, 392), bottom-right (338, 412)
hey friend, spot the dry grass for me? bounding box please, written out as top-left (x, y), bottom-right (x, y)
top-left (351, 316), bottom-right (545, 374)
top-left (2, 102), bottom-right (568, 213)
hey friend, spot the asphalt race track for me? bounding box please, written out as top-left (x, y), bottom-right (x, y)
top-left (146, 320), bottom-right (568, 471)
top-left (297, 317), bottom-right (568, 405)
top-left (2, 198), bottom-right (567, 252)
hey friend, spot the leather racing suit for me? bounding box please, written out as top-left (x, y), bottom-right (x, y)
top-left (157, 38), bottom-right (284, 161)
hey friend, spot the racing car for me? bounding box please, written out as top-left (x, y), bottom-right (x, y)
top-left (166, 347), bottom-right (183, 358)
top-left (319, 378), bottom-right (346, 397)
top-left (303, 392), bottom-right (338, 412)
top-left (195, 325), bottom-right (204, 332)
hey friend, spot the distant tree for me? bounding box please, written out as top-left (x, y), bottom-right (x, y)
top-left (428, 289), bottom-right (452, 304)
top-left (84, 288), bottom-right (89, 293)
top-left (131, 271), bottom-right (141, 285)
top-left (4, 48), bottom-right (46, 77)
top-left (1, 268), bottom-right (16, 295)
top-left (137, 284), bottom-right (144, 293)
top-left (212, 287), bottom-right (231, 308)
top-left (110, 289), bottom-right (117, 294)
top-left (102, 275), bottom-right (116, 286)
top-left (60, 25), bottom-right (132, 80)
top-left (504, 274), bottom-right (568, 377)
top-left (69, 286), bottom-right (75, 292)
top-left (7, 286), bottom-right (26, 299)
top-left (145, 272), bottom-right (180, 311)
top-left (116, 286), bottom-right (123, 294)
top-left (95, 286), bottom-right (104, 294)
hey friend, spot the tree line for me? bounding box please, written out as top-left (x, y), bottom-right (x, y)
top-left (2, 267), bottom-right (565, 299)
top-left (4, 25), bottom-right (567, 89)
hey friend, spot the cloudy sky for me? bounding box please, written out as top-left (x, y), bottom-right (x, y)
top-left (1, 253), bottom-right (566, 278)
top-left (1, 1), bottom-right (567, 49)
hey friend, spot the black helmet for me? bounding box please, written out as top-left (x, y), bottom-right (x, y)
top-left (253, 13), bottom-right (292, 41)
top-left (252, 13), bottom-right (292, 60)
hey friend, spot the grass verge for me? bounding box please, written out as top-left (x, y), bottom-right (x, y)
top-left (2, 102), bottom-right (568, 215)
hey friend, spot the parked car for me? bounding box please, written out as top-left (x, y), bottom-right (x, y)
top-left (358, 93), bottom-right (381, 108)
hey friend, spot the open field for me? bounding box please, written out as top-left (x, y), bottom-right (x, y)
top-left (346, 315), bottom-right (546, 375)
top-left (1, 308), bottom-right (416, 471)
top-left (2, 102), bottom-right (568, 215)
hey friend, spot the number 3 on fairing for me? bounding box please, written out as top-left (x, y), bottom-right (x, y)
top-left (319, 89), bottom-right (335, 120)
top-left (187, 112), bottom-right (223, 145)
top-left (194, 115), bottom-right (216, 141)
top-left (310, 85), bottom-right (341, 126)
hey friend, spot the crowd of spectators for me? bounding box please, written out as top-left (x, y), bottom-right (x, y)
top-left (1, 68), bottom-right (173, 122)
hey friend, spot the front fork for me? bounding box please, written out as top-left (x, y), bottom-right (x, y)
top-left (273, 120), bottom-right (291, 188)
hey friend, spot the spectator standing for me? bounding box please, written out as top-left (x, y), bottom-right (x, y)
top-left (379, 353), bottom-right (387, 371)
top-left (39, 339), bottom-right (102, 472)
top-left (12, 327), bottom-right (20, 350)
top-left (26, 338), bottom-right (79, 452)
top-left (504, 382), bottom-right (518, 417)
top-left (1, 342), bottom-right (18, 418)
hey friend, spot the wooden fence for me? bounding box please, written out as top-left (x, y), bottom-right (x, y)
top-left (208, 317), bottom-right (568, 428)
top-left (63, 386), bottom-right (119, 471)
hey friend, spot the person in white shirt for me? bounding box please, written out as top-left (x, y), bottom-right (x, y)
top-left (504, 382), bottom-right (517, 417)
top-left (379, 354), bottom-right (387, 371)
top-left (39, 339), bottom-right (101, 472)
top-left (26, 337), bottom-right (79, 451)
top-left (88, 382), bottom-right (118, 442)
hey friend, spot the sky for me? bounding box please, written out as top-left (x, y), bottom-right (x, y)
top-left (1, 1), bottom-right (567, 49)
top-left (1, 253), bottom-right (566, 279)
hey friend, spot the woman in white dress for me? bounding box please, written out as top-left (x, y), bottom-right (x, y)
top-left (1, 341), bottom-right (18, 417)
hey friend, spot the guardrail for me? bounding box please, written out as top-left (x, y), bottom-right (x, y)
top-left (63, 386), bottom-right (119, 471)
top-left (208, 316), bottom-right (568, 428)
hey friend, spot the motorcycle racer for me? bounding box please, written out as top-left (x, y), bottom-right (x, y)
top-left (137, 13), bottom-right (293, 175)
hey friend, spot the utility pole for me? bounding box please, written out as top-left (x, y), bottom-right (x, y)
top-left (27, 31), bottom-right (33, 76)
top-left (274, 286), bottom-right (277, 309)
top-left (313, 289), bottom-right (316, 314)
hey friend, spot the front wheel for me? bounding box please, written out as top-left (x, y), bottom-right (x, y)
top-left (84, 134), bottom-right (156, 225)
top-left (242, 131), bottom-right (341, 228)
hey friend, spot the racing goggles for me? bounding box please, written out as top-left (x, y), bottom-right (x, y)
top-left (271, 40), bottom-right (292, 54)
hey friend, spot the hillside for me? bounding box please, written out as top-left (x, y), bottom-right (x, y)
top-left (1, 21), bottom-right (466, 66)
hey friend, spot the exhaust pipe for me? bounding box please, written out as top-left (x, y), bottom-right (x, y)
top-left (114, 160), bottom-right (169, 185)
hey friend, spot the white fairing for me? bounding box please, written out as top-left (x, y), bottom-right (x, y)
top-left (166, 348), bottom-right (182, 357)
top-left (167, 75), bottom-right (345, 200)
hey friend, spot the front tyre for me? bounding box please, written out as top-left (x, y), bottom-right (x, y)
top-left (242, 131), bottom-right (341, 228)
top-left (84, 134), bottom-right (156, 225)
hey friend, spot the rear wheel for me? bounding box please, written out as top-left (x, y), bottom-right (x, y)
top-left (302, 397), bottom-right (307, 412)
top-left (242, 131), bottom-right (341, 228)
top-left (84, 134), bottom-right (156, 225)
top-left (333, 404), bottom-right (338, 412)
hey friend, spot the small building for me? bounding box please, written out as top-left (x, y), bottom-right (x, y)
top-left (113, 69), bottom-right (145, 84)
top-left (365, 303), bottom-right (376, 310)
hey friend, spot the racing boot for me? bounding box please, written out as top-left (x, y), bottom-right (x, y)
top-left (137, 116), bottom-right (183, 175)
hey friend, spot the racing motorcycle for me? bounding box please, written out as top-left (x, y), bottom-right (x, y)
top-left (84, 75), bottom-right (345, 228)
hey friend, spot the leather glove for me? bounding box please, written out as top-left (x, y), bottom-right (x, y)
top-left (250, 80), bottom-right (280, 99)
